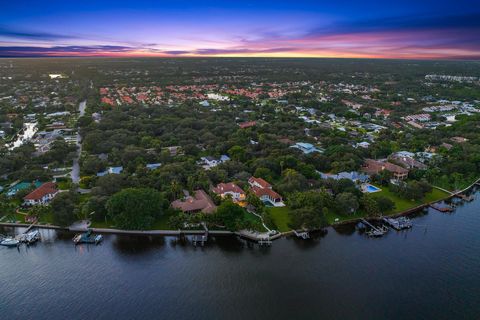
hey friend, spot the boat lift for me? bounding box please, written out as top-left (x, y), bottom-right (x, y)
top-left (360, 219), bottom-right (388, 237)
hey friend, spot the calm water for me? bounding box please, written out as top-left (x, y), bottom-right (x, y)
top-left (1, 191), bottom-right (480, 319)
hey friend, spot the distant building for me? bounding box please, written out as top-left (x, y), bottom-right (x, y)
top-left (198, 155), bottom-right (230, 170)
top-left (451, 136), bottom-right (468, 143)
top-left (146, 163), bottom-right (162, 170)
top-left (355, 141), bottom-right (370, 149)
top-left (290, 142), bottom-right (323, 154)
top-left (97, 166), bottom-right (123, 177)
top-left (405, 114), bottom-right (431, 122)
top-left (199, 100), bottom-right (210, 107)
top-left (238, 121), bottom-right (257, 129)
top-left (23, 182), bottom-right (59, 206)
top-left (441, 142), bottom-right (453, 150)
top-left (171, 190), bottom-right (216, 214)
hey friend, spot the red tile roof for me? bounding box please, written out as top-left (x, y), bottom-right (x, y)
top-left (248, 177), bottom-right (271, 189)
top-left (362, 159), bottom-right (409, 175)
top-left (24, 182), bottom-right (58, 201)
top-left (171, 190), bottom-right (217, 214)
top-left (212, 183), bottom-right (245, 195)
top-left (251, 186), bottom-right (282, 201)
top-left (238, 121), bottom-right (257, 129)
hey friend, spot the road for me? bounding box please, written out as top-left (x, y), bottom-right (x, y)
top-left (71, 100), bottom-right (86, 184)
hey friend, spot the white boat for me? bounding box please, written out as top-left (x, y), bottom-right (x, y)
top-left (25, 230), bottom-right (40, 244)
top-left (1, 237), bottom-right (20, 247)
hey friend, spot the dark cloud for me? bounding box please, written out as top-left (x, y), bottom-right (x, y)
top-left (0, 45), bottom-right (134, 57)
top-left (0, 26), bottom-right (77, 41)
top-left (162, 50), bottom-right (191, 55)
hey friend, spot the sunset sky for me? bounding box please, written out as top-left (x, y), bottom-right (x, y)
top-left (1, 0), bottom-right (479, 59)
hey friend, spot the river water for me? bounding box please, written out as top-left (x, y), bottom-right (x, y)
top-left (1, 190), bottom-right (479, 319)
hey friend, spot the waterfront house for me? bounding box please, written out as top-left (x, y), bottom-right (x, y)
top-left (362, 159), bottom-right (409, 180)
top-left (319, 171), bottom-right (369, 184)
top-left (389, 154), bottom-right (427, 170)
top-left (23, 182), bottom-right (59, 206)
top-left (290, 142), bottom-right (323, 154)
top-left (248, 177), bottom-right (285, 207)
top-left (171, 190), bottom-right (217, 214)
top-left (212, 182), bottom-right (246, 204)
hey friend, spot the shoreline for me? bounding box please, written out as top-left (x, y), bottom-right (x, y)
top-left (2, 178), bottom-right (478, 240)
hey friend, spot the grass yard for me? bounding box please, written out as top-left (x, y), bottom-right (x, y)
top-left (243, 211), bottom-right (267, 232)
top-left (57, 180), bottom-right (72, 190)
top-left (90, 219), bottom-right (116, 228)
top-left (149, 211), bottom-right (177, 230)
top-left (370, 184), bottom-right (449, 214)
top-left (266, 207), bottom-right (291, 232)
top-left (325, 210), bottom-right (359, 225)
top-left (38, 211), bottom-right (55, 224)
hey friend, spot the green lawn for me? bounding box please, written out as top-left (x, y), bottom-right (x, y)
top-left (149, 211), bottom-right (176, 230)
top-left (370, 184), bottom-right (449, 214)
top-left (38, 211), bottom-right (54, 224)
top-left (325, 210), bottom-right (359, 225)
top-left (57, 181), bottom-right (71, 190)
top-left (266, 207), bottom-right (291, 232)
top-left (90, 219), bottom-right (116, 228)
top-left (243, 211), bottom-right (267, 232)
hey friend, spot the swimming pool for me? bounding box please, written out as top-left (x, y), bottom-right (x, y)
top-left (363, 184), bottom-right (382, 193)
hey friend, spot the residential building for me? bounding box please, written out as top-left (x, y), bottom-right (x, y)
top-left (390, 154), bottom-right (427, 170)
top-left (451, 136), bottom-right (468, 143)
top-left (362, 159), bottom-right (409, 180)
top-left (171, 190), bottom-right (217, 214)
top-left (212, 182), bottom-right (246, 203)
top-left (238, 121), bottom-right (257, 129)
top-left (319, 171), bottom-right (369, 184)
top-left (198, 155), bottom-right (230, 170)
top-left (248, 177), bottom-right (285, 207)
top-left (146, 163), bottom-right (162, 170)
top-left (290, 142), bottom-right (323, 154)
top-left (23, 182), bottom-right (59, 206)
top-left (97, 166), bottom-right (123, 177)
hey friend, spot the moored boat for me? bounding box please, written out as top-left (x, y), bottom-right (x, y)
top-left (25, 230), bottom-right (41, 244)
top-left (73, 230), bottom-right (103, 245)
top-left (383, 217), bottom-right (413, 230)
top-left (1, 237), bottom-right (20, 247)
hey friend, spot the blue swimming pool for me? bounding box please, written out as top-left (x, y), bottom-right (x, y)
top-left (365, 184), bottom-right (381, 193)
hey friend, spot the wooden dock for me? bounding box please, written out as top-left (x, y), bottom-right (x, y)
top-left (192, 223), bottom-right (209, 247)
top-left (360, 219), bottom-right (388, 237)
top-left (236, 230), bottom-right (273, 246)
top-left (429, 204), bottom-right (454, 212)
top-left (455, 194), bottom-right (474, 202)
top-left (293, 230), bottom-right (310, 239)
